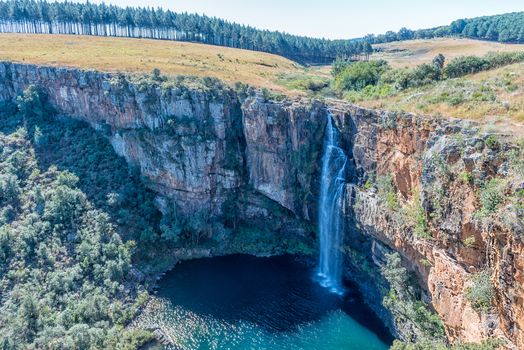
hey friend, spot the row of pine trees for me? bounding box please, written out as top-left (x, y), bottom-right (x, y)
top-left (0, 0), bottom-right (373, 64)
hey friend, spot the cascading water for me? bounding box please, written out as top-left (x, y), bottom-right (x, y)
top-left (317, 115), bottom-right (348, 294)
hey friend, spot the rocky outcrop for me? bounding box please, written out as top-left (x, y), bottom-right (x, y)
top-left (0, 61), bottom-right (523, 348)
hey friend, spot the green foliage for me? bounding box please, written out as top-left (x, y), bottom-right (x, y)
top-left (508, 139), bottom-right (524, 177)
top-left (344, 83), bottom-right (396, 102)
top-left (444, 52), bottom-right (524, 79)
top-left (432, 54), bottom-right (446, 71)
top-left (477, 178), bottom-right (506, 217)
top-left (407, 62), bottom-right (442, 87)
top-left (15, 85), bottom-right (53, 120)
top-left (367, 12), bottom-right (524, 45)
top-left (463, 236), bottom-right (476, 249)
top-left (334, 60), bottom-right (390, 91)
top-left (377, 174), bottom-right (399, 210)
top-left (382, 253), bottom-right (446, 341)
top-left (484, 135), bottom-right (500, 150)
top-left (333, 51), bottom-right (524, 106)
top-left (459, 171), bottom-right (474, 185)
top-left (402, 190), bottom-right (431, 239)
top-left (278, 73), bottom-right (331, 94)
top-left (444, 56), bottom-right (490, 78)
top-left (466, 270), bottom-right (495, 313)
top-left (0, 130), bottom-right (151, 349)
top-left (0, 86), bottom-right (161, 349)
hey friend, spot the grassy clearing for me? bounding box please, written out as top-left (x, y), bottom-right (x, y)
top-left (373, 38), bottom-right (524, 68)
top-left (0, 33), bottom-right (325, 92)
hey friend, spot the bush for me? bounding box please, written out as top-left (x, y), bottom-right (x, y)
top-left (463, 236), bottom-right (476, 248)
top-left (477, 178), bottom-right (506, 217)
top-left (444, 56), bottom-right (491, 78)
top-left (382, 253), bottom-right (446, 341)
top-left (408, 63), bottom-right (442, 87)
top-left (484, 135), bottom-right (500, 150)
top-left (402, 190), bottom-right (431, 239)
top-left (466, 270), bottom-right (495, 313)
top-left (377, 174), bottom-right (399, 210)
top-left (334, 60), bottom-right (390, 91)
top-left (508, 139), bottom-right (524, 176)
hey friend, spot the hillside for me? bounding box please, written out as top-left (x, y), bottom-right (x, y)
top-left (0, 33), bottom-right (327, 91)
top-left (372, 38), bottom-right (524, 68)
top-left (356, 61), bottom-right (524, 127)
top-left (0, 0), bottom-right (368, 64)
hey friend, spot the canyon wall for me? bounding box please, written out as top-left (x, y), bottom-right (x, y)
top-left (0, 62), bottom-right (523, 348)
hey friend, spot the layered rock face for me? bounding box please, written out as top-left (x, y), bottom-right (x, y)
top-left (0, 62), bottom-right (523, 348)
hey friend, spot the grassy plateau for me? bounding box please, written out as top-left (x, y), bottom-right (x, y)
top-left (0, 33), bottom-right (328, 92)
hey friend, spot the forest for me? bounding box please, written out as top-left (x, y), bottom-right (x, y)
top-left (0, 85), bottom-right (166, 349)
top-left (0, 0), bottom-right (372, 64)
top-left (366, 12), bottom-right (524, 44)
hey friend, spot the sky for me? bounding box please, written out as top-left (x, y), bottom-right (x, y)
top-left (87, 0), bottom-right (524, 40)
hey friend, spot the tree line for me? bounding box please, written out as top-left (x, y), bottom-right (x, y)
top-left (364, 12), bottom-right (524, 44)
top-left (0, 0), bottom-right (372, 64)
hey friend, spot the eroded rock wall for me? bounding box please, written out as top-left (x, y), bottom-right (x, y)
top-left (1, 62), bottom-right (523, 348)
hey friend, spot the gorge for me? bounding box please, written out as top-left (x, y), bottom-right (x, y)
top-left (0, 61), bottom-right (523, 349)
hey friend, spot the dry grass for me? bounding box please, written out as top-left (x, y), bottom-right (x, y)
top-left (372, 38), bottom-right (524, 68)
top-left (357, 62), bottom-right (524, 135)
top-left (0, 33), bottom-right (321, 91)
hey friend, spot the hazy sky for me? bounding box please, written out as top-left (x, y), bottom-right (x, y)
top-left (87, 0), bottom-right (524, 39)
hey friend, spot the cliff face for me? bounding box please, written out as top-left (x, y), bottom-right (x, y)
top-left (0, 62), bottom-right (523, 348)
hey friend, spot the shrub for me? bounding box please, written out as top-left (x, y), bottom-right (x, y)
top-left (444, 56), bottom-right (490, 78)
top-left (459, 171), bottom-right (474, 184)
top-left (466, 270), bottom-right (495, 313)
top-left (377, 174), bottom-right (399, 210)
top-left (382, 253), bottom-right (446, 341)
top-left (408, 63), bottom-right (442, 87)
top-left (463, 236), bottom-right (476, 248)
top-left (484, 135), bottom-right (500, 150)
top-left (508, 139), bottom-right (524, 176)
top-left (477, 178), bottom-right (506, 217)
top-left (402, 190), bottom-right (431, 239)
top-left (333, 60), bottom-right (390, 91)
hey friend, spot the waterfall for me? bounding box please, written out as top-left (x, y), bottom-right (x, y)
top-left (317, 115), bottom-right (348, 294)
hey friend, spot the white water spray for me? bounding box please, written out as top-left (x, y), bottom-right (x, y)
top-left (317, 115), bottom-right (347, 294)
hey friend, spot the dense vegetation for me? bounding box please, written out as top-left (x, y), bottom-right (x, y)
top-left (0, 86), bottom-right (164, 349)
top-left (366, 12), bottom-right (524, 44)
top-left (330, 51), bottom-right (524, 103)
top-left (0, 0), bottom-right (372, 64)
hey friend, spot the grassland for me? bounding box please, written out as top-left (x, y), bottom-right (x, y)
top-left (2, 33), bottom-right (524, 129)
top-left (0, 33), bottom-right (328, 92)
top-left (372, 38), bottom-right (524, 68)
top-left (355, 62), bottom-right (524, 134)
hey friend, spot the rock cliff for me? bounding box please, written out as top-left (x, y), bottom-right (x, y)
top-left (0, 61), bottom-right (522, 348)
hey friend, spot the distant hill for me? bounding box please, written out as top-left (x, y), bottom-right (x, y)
top-left (365, 12), bottom-right (524, 44)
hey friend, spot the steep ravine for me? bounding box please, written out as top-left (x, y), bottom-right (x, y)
top-left (0, 62), bottom-right (523, 348)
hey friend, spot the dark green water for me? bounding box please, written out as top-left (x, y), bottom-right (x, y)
top-left (136, 255), bottom-right (392, 350)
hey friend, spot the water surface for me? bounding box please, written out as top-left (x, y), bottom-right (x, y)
top-left (136, 255), bottom-right (392, 350)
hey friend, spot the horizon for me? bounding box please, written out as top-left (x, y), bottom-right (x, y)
top-left (81, 0), bottom-right (524, 40)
